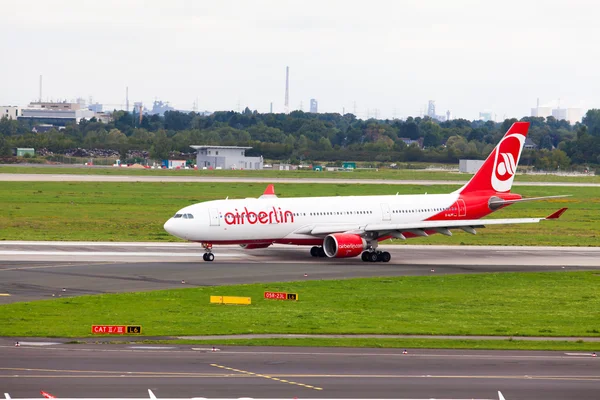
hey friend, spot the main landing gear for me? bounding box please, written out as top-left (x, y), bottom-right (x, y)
top-left (361, 250), bottom-right (391, 263)
top-left (310, 246), bottom-right (326, 258)
top-left (202, 242), bottom-right (214, 262)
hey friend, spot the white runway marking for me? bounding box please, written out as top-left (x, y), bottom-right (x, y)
top-left (0, 251), bottom-right (242, 257)
top-left (16, 342), bottom-right (61, 346)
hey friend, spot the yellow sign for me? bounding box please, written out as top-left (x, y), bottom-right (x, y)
top-left (210, 296), bottom-right (251, 305)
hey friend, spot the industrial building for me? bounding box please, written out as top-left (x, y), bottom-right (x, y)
top-left (191, 145), bottom-right (263, 170)
top-left (18, 101), bottom-right (95, 126)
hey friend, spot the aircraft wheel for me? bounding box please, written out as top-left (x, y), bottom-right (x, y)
top-left (361, 251), bottom-right (369, 262)
top-left (205, 253), bottom-right (214, 262)
top-left (369, 252), bottom-right (379, 262)
top-left (310, 246), bottom-right (320, 257)
top-left (380, 251), bottom-right (391, 263)
top-left (202, 253), bottom-right (208, 261)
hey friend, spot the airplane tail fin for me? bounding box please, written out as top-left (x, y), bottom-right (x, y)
top-left (458, 122), bottom-right (530, 195)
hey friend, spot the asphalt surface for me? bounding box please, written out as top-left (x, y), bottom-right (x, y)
top-left (1, 243), bottom-right (599, 399)
top-left (1, 341), bottom-right (598, 400)
top-left (1, 243), bottom-right (599, 304)
top-left (1, 172), bottom-right (599, 187)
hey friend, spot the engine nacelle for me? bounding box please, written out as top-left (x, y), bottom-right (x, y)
top-left (240, 243), bottom-right (272, 250)
top-left (323, 234), bottom-right (367, 258)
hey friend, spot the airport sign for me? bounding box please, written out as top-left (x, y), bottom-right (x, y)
top-left (264, 291), bottom-right (298, 301)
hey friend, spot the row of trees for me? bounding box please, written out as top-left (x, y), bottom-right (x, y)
top-left (2, 108), bottom-right (600, 169)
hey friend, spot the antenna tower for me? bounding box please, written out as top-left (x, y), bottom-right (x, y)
top-left (284, 66), bottom-right (290, 113)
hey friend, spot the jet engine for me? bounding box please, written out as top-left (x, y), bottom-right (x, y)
top-left (323, 233), bottom-right (367, 258)
top-left (240, 243), bottom-right (272, 250)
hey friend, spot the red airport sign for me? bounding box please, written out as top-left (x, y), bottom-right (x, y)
top-left (264, 291), bottom-right (298, 301)
top-left (92, 325), bottom-right (142, 334)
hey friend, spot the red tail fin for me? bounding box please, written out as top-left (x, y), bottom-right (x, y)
top-left (458, 122), bottom-right (530, 194)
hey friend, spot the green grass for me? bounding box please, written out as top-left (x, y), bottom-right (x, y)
top-left (138, 338), bottom-right (600, 351)
top-left (0, 181), bottom-right (595, 245)
top-left (1, 272), bottom-right (599, 338)
top-left (1, 165), bottom-right (599, 183)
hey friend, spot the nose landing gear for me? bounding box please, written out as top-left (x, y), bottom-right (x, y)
top-left (201, 242), bottom-right (214, 262)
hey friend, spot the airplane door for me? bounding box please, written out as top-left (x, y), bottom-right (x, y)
top-left (380, 203), bottom-right (391, 221)
top-left (457, 199), bottom-right (467, 217)
top-left (209, 208), bottom-right (220, 226)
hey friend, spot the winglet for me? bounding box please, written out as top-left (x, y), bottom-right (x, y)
top-left (5, 393), bottom-right (11, 400)
top-left (40, 391), bottom-right (55, 399)
top-left (545, 207), bottom-right (568, 220)
top-left (148, 389), bottom-right (157, 399)
top-left (259, 184), bottom-right (277, 199)
top-left (498, 391), bottom-right (506, 400)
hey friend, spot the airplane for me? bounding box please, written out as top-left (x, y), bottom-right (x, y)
top-left (163, 121), bottom-right (568, 262)
top-left (3, 389), bottom-right (509, 400)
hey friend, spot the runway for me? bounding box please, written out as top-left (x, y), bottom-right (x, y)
top-left (1, 242), bottom-right (599, 399)
top-left (1, 242), bottom-right (599, 304)
top-left (0, 172), bottom-right (599, 187)
top-left (0, 341), bottom-right (598, 399)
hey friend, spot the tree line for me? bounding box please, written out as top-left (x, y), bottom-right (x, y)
top-left (2, 107), bottom-right (600, 170)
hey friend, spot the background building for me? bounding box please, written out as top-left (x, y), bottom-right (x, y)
top-left (19, 101), bottom-right (94, 126)
top-left (191, 145), bottom-right (263, 170)
top-left (459, 159), bottom-right (485, 174)
top-left (310, 98), bottom-right (318, 113)
top-left (1, 106), bottom-right (22, 120)
top-left (479, 111), bottom-right (493, 122)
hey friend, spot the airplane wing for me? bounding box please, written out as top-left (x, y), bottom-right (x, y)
top-left (303, 208), bottom-right (567, 239)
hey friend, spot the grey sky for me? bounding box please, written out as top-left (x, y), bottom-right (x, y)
top-left (1, 0), bottom-right (598, 120)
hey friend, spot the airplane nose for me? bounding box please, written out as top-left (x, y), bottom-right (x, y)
top-left (163, 218), bottom-right (177, 236)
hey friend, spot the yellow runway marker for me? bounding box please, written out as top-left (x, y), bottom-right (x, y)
top-left (0, 294), bottom-right (10, 296)
top-left (210, 363), bottom-right (323, 391)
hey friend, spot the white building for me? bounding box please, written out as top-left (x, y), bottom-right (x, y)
top-left (531, 106), bottom-right (552, 118)
top-left (1, 106), bottom-right (21, 120)
top-left (552, 107), bottom-right (568, 121)
top-left (459, 159), bottom-right (485, 174)
top-left (19, 101), bottom-right (95, 126)
top-left (191, 145), bottom-right (263, 170)
top-left (567, 108), bottom-right (584, 124)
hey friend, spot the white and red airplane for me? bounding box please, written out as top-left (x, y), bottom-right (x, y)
top-left (164, 122), bottom-right (567, 262)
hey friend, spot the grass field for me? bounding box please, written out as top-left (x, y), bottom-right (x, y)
top-left (1, 272), bottom-right (599, 338)
top-left (0, 181), bottom-right (594, 245)
top-left (1, 165), bottom-right (599, 183)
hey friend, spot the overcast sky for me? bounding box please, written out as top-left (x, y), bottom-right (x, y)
top-left (1, 0), bottom-right (598, 120)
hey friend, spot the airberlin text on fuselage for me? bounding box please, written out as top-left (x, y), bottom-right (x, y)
top-left (224, 207), bottom-right (294, 225)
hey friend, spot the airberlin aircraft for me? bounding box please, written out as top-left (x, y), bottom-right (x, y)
top-left (164, 122), bottom-right (568, 262)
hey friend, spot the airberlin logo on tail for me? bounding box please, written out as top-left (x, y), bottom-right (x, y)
top-left (491, 133), bottom-right (525, 192)
top-left (224, 207), bottom-right (294, 225)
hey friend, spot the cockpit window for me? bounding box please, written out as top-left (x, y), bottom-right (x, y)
top-left (186, 214), bottom-right (194, 219)
top-left (174, 214), bottom-right (182, 218)
top-left (183, 214), bottom-right (188, 219)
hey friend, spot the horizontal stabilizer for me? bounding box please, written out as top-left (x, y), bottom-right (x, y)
top-left (546, 207), bottom-right (568, 219)
top-left (489, 195), bottom-right (570, 208)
